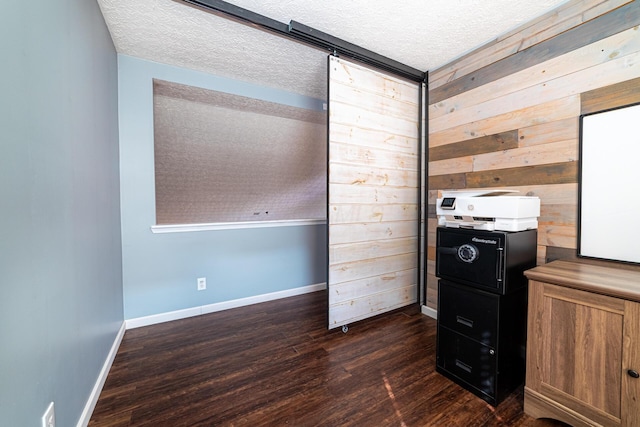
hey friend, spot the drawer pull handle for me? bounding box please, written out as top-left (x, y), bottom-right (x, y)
top-left (629, 369), bottom-right (640, 379)
top-left (455, 359), bottom-right (472, 373)
top-left (456, 316), bottom-right (474, 328)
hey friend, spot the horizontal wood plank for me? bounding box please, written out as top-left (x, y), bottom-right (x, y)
top-left (465, 161), bottom-right (578, 188)
top-left (428, 0), bottom-right (631, 89)
top-left (427, 172), bottom-right (466, 191)
top-left (429, 163), bottom-right (578, 191)
top-left (328, 284), bottom-right (418, 327)
top-left (430, 14), bottom-right (640, 121)
top-left (329, 237), bottom-right (417, 264)
top-left (330, 80), bottom-right (419, 121)
top-left (539, 203), bottom-right (577, 227)
top-left (329, 56), bottom-right (420, 104)
top-left (329, 220), bottom-right (418, 245)
top-left (581, 76), bottom-right (640, 114)
top-left (331, 101), bottom-right (418, 139)
top-left (330, 122), bottom-right (418, 154)
top-left (518, 118), bottom-right (578, 147)
top-left (429, 96), bottom-right (580, 148)
top-left (472, 139), bottom-right (578, 172)
top-left (328, 268), bottom-right (417, 304)
top-left (329, 162), bottom-right (419, 188)
top-left (429, 0), bottom-right (593, 86)
top-left (330, 203), bottom-right (418, 224)
top-left (329, 142), bottom-right (418, 171)
top-left (537, 224), bottom-right (577, 249)
top-left (329, 183), bottom-right (418, 205)
top-left (428, 156), bottom-right (473, 176)
top-left (429, 131), bottom-right (519, 162)
top-left (431, 46), bottom-right (640, 135)
top-left (429, 2), bottom-right (640, 103)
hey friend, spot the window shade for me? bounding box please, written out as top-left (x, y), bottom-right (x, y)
top-left (153, 79), bottom-right (327, 225)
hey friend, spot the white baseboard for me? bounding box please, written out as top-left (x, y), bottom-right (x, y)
top-left (421, 304), bottom-right (437, 319)
top-left (77, 321), bottom-right (126, 427)
top-left (126, 282), bottom-right (327, 329)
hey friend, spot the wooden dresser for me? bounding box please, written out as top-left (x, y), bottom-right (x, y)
top-left (524, 260), bottom-right (640, 427)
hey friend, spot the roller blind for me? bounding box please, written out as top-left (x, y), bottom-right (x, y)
top-left (153, 79), bottom-right (327, 225)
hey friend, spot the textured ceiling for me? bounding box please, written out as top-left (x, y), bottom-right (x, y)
top-left (97, 0), bottom-right (568, 98)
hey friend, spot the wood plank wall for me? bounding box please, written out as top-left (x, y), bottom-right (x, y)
top-left (328, 56), bottom-right (420, 328)
top-left (426, 0), bottom-right (640, 310)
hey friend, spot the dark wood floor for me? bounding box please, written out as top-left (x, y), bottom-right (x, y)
top-left (89, 291), bottom-right (567, 426)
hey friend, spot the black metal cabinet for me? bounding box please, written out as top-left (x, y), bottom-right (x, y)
top-left (435, 227), bottom-right (535, 406)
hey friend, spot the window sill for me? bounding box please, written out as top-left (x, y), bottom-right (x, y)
top-left (151, 219), bottom-right (327, 233)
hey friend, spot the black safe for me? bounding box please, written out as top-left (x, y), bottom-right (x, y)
top-left (436, 226), bottom-right (537, 295)
top-left (435, 226), bottom-right (536, 406)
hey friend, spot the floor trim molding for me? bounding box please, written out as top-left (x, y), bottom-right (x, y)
top-left (421, 304), bottom-right (438, 319)
top-left (125, 282), bottom-right (327, 329)
top-left (77, 321), bottom-right (126, 427)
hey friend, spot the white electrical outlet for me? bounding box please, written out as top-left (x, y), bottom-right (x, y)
top-left (42, 402), bottom-right (55, 427)
top-left (197, 277), bottom-right (206, 291)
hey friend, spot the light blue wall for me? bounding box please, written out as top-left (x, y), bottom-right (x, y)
top-left (0, 1), bottom-right (122, 426)
top-left (118, 55), bottom-right (327, 320)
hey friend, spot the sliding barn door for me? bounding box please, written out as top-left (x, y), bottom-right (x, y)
top-left (327, 56), bottom-right (420, 330)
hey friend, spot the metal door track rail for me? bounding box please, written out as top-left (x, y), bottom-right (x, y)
top-left (181, 0), bottom-right (426, 82)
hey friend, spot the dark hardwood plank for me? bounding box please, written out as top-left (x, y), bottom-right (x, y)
top-left (89, 291), bottom-right (567, 426)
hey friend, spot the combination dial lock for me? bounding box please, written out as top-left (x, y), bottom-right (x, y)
top-left (457, 244), bottom-right (479, 263)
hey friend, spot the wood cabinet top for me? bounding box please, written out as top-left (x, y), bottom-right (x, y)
top-left (525, 260), bottom-right (640, 303)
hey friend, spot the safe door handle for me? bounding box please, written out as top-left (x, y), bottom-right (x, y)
top-left (496, 247), bottom-right (504, 283)
top-left (455, 359), bottom-right (472, 373)
top-left (629, 369), bottom-right (640, 378)
top-left (456, 315), bottom-right (474, 328)
top-left (437, 246), bottom-right (458, 255)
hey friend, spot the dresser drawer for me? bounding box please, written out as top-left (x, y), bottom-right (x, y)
top-left (438, 280), bottom-right (499, 347)
top-left (436, 326), bottom-right (497, 402)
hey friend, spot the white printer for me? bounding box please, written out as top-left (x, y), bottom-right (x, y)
top-left (436, 189), bottom-right (540, 231)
